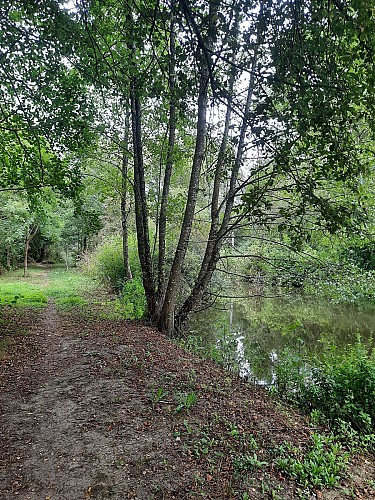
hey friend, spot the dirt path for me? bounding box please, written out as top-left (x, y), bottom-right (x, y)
top-left (1, 305), bottom-right (184, 499)
top-left (0, 304), bottom-right (374, 499)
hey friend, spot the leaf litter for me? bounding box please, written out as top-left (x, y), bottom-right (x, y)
top-left (0, 302), bottom-right (374, 499)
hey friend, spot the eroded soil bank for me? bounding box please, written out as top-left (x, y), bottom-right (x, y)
top-left (0, 303), bottom-right (374, 499)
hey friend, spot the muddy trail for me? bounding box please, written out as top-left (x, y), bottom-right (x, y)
top-left (0, 300), bottom-right (374, 499)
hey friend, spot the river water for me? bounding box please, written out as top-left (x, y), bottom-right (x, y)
top-left (189, 289), bottom-right (375, 385)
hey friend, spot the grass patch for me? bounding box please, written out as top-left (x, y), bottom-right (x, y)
top-left (0, 265), bottom-right (137, 320)
top-left (54, 295), bottom-right (87, 309)
top-left (0, 283), bottom-right (48, 307)
top-left (0, 265), bottom-right (94, 310)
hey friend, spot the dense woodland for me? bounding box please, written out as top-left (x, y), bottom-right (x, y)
top-left (1, 0), bottom-right (375, 335)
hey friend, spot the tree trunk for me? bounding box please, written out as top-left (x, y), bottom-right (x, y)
top-left (127, 8), bottom-right (156, 315)
top-left (157, 1), bottom-right (219, 335)
top-left (176, 17), bottom-right (261, 330)
top-left (157, 4), bottom-right (176, 305)
top-left (130, 86), bottom-right (156, 315)
top-left (23, 224), bottom-right (38, 277)
top-left (121, 109), bottom-right (133, 280)
top-left (23, 238), bottom-right (29, 277)
top-left (6, 245), bottom-right (11, 268)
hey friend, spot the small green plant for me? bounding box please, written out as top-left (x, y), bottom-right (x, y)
top-left (148, 386), bottom-right (168, 407)
top-left (234, 453), bottom-right (268, 473)
top-left (229, 423), bottom-right (240, 438)
top-left (275, 433), bottom-right (349, 490)
top-left (247, 434), bottom-right (258, 451)
top-left (175, 391), bottom-right (197, 413)
top-left (193, 432), bottom-right (218, 458)
top-left (183, 419), bottom-right (193, 435)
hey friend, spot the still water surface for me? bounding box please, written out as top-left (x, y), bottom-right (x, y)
top-left (189, 289), bottom-right (375, 385)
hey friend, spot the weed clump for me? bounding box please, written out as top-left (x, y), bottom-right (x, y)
top-left (83, 237), bottom-right (126, 292)
top-left (275, 433), bottom-right (349, 489)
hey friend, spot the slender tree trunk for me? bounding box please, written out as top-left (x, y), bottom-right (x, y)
top-left (121, 110), bottom-right (133, 280)
top-left (176, 29), bottom-right (261, 329)
top-left (126, 7), bottom-right (156, 315)
top-left (157, 1), bottom-right (221, 335)
top-left (157, 65), bottom-right (208, 334)
top-left (157, 4), bottom-right (176, 306)
top-left (6, 245), bottom-right (11, 268)
top-left (23, 239), bottom-right (29, 277)
top-left (130, 86), bottom-right (156, 315)
top-left (23, 224), bottom-right (38, 277)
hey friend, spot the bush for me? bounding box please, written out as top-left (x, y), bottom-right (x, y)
top-left (343, 240), bottom-right (375, 271)
top-left (83, 237), bottom-right (125, 291)
top-left (275, 339), bottom-right (375, 438)
top-left (83, 236), bottom-right (141, 292)
top-left (120, 277), bottom-right (146, 319)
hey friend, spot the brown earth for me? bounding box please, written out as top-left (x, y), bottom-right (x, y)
top-left (0, 303), bottom-right (374, 499)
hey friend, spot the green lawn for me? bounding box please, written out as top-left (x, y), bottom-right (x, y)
top-left (0, 265), bottom-right (95, 309)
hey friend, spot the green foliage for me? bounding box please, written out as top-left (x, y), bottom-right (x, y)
top-left (234, 453), bottom-right (268, 473)
top-left (148, 386), bottom-right (168, 407)
top-left (84, 235), bottom-right (141, 290)
top-left (243, 233), bottom-right (375, 306)
top-left (275, 434), bottom-right (349, 490)
top-left (83, 241), bottom-right (146, 318)
top-left (275, 338), bottom-right (375, 437)
top-left (84, 237), bottom-right (125, 291)
top-left (343, 240), bottom-right (375, 270)
top-left (120, 277), bottom-right (146, 320)
top-left (175, 391), bottom-right (197, 413)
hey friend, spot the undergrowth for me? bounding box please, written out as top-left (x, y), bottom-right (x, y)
top-left (81, 237), bottom-right (146, 319)
top-left (274, 337), bottom-right (375, 449)
top-left (275, 433), bottom-right (349, 490)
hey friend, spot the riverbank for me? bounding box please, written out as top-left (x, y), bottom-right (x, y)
top-left (1, 300), bottom-right (374, 499)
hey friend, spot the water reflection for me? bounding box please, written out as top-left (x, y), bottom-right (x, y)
top-left (189, 290), bottom-right (375, 385)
